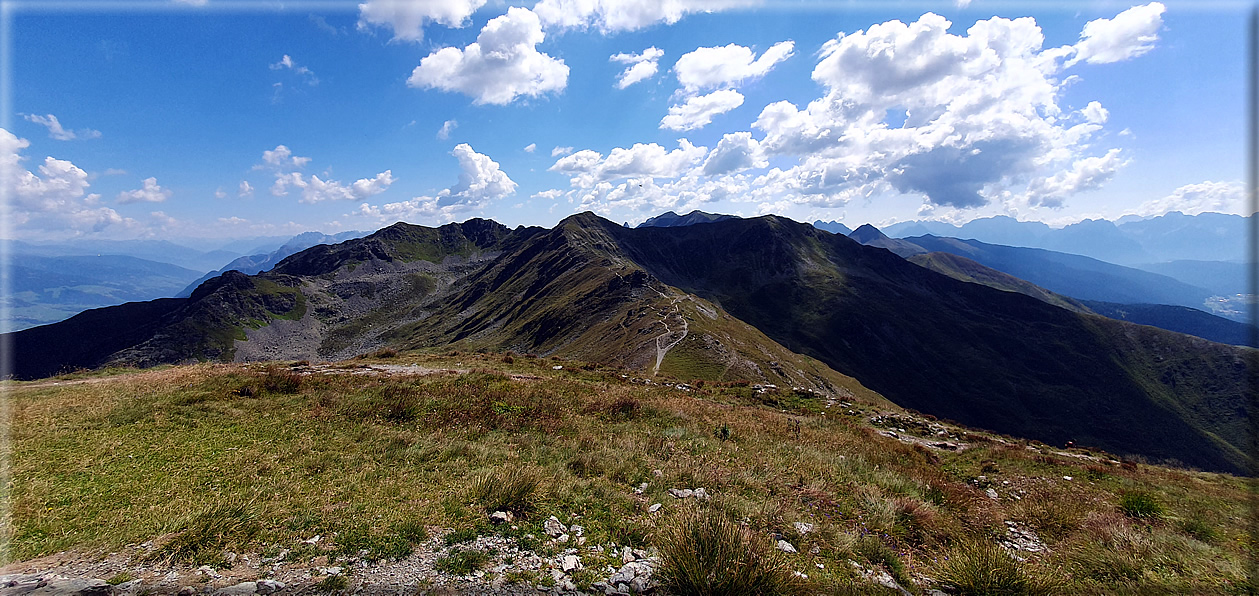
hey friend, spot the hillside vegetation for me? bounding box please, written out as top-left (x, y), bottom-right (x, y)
top-left (5, 353), bottom-right (1251, 594)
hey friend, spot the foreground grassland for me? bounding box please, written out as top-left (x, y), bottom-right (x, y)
top-left (5, 352), bottom-right (1253, 594)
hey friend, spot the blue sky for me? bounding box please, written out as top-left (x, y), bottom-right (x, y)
top-left (1, 0), bottom-right (1251, 242)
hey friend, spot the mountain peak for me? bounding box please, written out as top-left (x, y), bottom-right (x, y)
top-left (848, 223), bottom-right (888, 243)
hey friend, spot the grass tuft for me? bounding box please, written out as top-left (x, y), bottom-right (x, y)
top-left (1118, 490), bottom-right (1164, 520)
top-left (937, 539), bottom-right (1055, 595)
top-left (470, 466), bottom-right (542, 515)
top-left (149, 501), bottom-right (259, 566)
top-left (434, 548), bottom-right (491, 575)
top-left (655, 505), bottom-right (804, 596)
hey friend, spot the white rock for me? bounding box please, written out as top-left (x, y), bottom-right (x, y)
top-left (775, 540), bottom-right (798, 553)
top-left (668, 488), bottom-right (693, 499)
top-left (562, 555), bottom-right (583, 572)
top-left (213, 582), bottom-right (257, 595)
top-left (793, 571), bottom-right (808, 579)
top-left (985, 488), bottom-right (999, 500)
top-left (622, 546), bottom-right (636, 564)
top-left (793, 522), bottom-right (814, 534)
top-left (648, 503), bottom-right (661, 513)
top-left (544, 516), bottom-right (567, 538)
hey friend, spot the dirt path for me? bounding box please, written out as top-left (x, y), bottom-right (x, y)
top-left (651, 294), bottom-right (689, 377)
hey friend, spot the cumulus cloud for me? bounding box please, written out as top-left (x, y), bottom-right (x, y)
top-left (549, 139), bottom-right (706, 188)
top-left (701, 131), bottom-right (765, 176)
top-left (407, 7), bottom-right (568, 105)
top-left (1128, 180), bottom-right (1248, 217)
top-left (437, 119), bottom-right (458, 140)
top-left (611, 47), bottom-right (664, 89)
top-left (272, 170), bottom-right (396, 203)
top-left (22, 113), bottom-right (101, 141)
top-left (270, 54), bottom-right (319, 85)
top-left (0, 127), bottom-right (132, 236)
top-left (552, 146), bottom-right (574, 157)
top-left (555, 172), bottom-right (752, 218)
top-left (533, 0), bottom-right (752, 33)
top-left (1067, 2), bottom-right (1165, 67)
top-left (524, 143), bottom-right (537, 152)
top-left (660, 89), bottom-right (744, 131)
top-left (116, 177), bottom-right (172, 204)
top-left (1023, 148), bottom-right (1127, 208)
top-left (742, 9), bottom-right (1153, 210)
top-left (673, 41), bottom-right (793, 92)
top-left (352, 143), bottom-right (515, 222)
top-left (239, 180), bottom-right (254, 197)
top-left (357, 0), bottom-right (486, 42)
top-left (261, 145), bottom-right (312, 170)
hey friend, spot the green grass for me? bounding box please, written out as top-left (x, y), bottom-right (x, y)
top-left (6, 353), bottom-right (1252, 593)
top-left (655, 504), bottom-right (803, 596)
top-left (434, 548), bottom-right (491, 575)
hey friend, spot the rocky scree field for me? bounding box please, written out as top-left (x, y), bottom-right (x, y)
top-left (2, 351), bottom-right (1251, 595)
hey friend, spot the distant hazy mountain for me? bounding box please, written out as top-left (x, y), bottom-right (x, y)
top-left (178, 230), bottom-right (367, 298)
top-left (811, 220), bottom-right (852, 235)
top-left (903, 235), bottom-right (1217, 312)
top-left (1133, 260), bottom-right (1250, 297)
top-left (848, 224), bottom-right (927, 257)
top-left (908, 251), bottom-right (1256, 347)
top-left (879, 211), bottom-right (1248, 266)
top-left (5, 254), bottom-right (204, 331)
top-left (10, 239), bottom-right (241, 272)
top-left (637, 210), bottom-right (738, 228)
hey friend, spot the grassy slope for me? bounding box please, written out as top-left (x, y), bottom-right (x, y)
top-left (908, 252), bottom-right (1092, 314)
top-left (5, 355), bottom-right (1250, 594)
top-left (602, 215), bottom-right (1253, 474)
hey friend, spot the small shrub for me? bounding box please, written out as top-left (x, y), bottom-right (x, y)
top-left (444, 526), bottom-right (483, 546)
top-left (937, 540), bottom-right (1054, 595)
top-left (655, 506), bottom-right (804, 596)
top-left (434, 548), bottom-right (491, 575)
top-left (106, 572), bottom-right (135, 585)
top-left (714, 424), bottom-right (732, 441)
top-left (394, 520), bottom-right (429, 544)
top-left (470, 466), bottom-right (542, 515)
top-left (1118, 490), bottom-right (1164, 520)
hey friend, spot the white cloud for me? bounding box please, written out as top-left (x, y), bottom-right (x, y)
top-left (22, 113), bottom-right (101, 141)
top-left (407, 7), bottom-right (568, 105)
top-left (270, 54), bottom-right (319, 85)
top-left (1128, 180), bottom-right (1248, 217)
top-left (611, 47), bottom-right (664, 89)
top-left (744, 9), bottom-right (1151, 211)
top-left (357, 0), bottom-right (486, 42)
top-left (524, 143), bottom-right (537, 153)
top-left (660, 89), bottom-right (744, 131)
top-left (1067, 2), bottom-right (1165, 67)
top-left (214, 187), bottom-right (227, 199)
top-left (549, 139), bottom-right (706, 188)
top-left (261, 145), bottom-right (312, 170)
top-left (0, 127), bottom-right (131, 236)
top-left (239, 180), bottom-right (254, 197)
top-left (532, 188), bottom-right (565, 201)
top-left (533, 0), bottom-right (752, 33)
top-left (437, 119), bottom-right (458, 140)
top-left (1081, 101), bottom-right (1108, 124)
top-left (552, 146), bottom-right (574, 157)
top-left (701, 131), bottom-right (765, 176)
top-left (1023, 148), bottom-right (1127, 208)
top-left (352, 143), bottom-right (515, 222)
top-left (272, 170), bottom-right (395, 203)
top-left (673, 41), bottom-right (793, 92)
top-left (117, 177), bottom-right (172, 204)
top-left (564, 172), bottom-right (752, 217)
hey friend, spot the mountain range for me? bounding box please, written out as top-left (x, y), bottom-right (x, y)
top-left (9, 213), bottom-right (1253, 474)
top-left (880, 211), bottom-right (1251, 265)
top-left (176, 230), bottom-right (367, 298)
